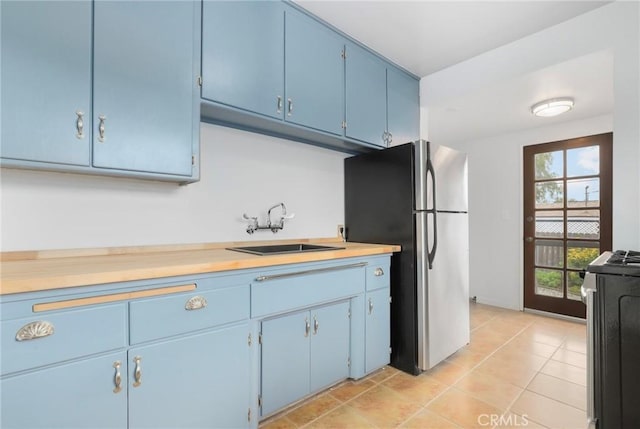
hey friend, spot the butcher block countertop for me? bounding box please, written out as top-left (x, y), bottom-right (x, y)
top-left (0, 238), bottom-right (400, 296)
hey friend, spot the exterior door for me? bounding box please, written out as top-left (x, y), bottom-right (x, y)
top-left (523, 133), bottom-right (612, 318)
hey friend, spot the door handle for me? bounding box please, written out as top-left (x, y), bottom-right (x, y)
top-left (525, 237), bottom-right (533, 243)
top-left (426, 142), bottom-right (438, 269)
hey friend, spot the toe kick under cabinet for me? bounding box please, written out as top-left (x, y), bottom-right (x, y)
top-left (0, 255), bottom-right (391, 429)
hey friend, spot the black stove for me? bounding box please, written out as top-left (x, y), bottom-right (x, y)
top-left (605, 250), bottom-right (640, 265)
top-left (587, 250), bottom-right (640, 277)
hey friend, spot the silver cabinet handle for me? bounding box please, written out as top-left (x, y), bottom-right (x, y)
top-left (98, 115), bottom-right (106, 142)
top-left (374, 267), bottom-right (384, 277)
top-left (313, 316), bottom-right (319, 335)
top-left (75, 111), bottom-right (85, 139)
top-left (133, 356), bottom-right (142, 387)
top-left (113, 361), bottom-right (122, 394)
top-left (277, 96), bottom-right (283, 113)
top-left (304, 318), bottom-right (310, 337)
top-left (388, 132), bottom-right (392, 145)
top-left (381, 131), bottom-right (387, 144)
top-left (15, 321), bottom-right (54, 341)
top-left (368, 298), bottom-right (374, 315)
top-left (255, 262), bottom-right (367, 282)
top-left (185, 295), bottom-right (207, 311)
top-left (287, 98), bottom-right (293, 116)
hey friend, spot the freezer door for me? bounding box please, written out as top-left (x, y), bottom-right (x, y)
top-left (427, 143), bottom-right (469, 212)
top-left (420, 211), bottom-right (470, 370)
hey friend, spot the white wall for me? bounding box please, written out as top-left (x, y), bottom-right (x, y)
top-left (421, 1), bottom-right (639, 309)
top-left (0, 123), bottom-right (347, 251)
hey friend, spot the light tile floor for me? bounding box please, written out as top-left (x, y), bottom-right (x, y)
top-left (259, 303), bottom-right (588, 429)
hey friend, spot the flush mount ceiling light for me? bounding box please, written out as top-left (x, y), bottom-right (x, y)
top-left (531, 97), bottom-right (574, 117)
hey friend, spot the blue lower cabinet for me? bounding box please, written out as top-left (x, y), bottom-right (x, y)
top-left (365, 287), bottom-right (391, 373)
top-left (128, 324), bottom-right (250, 429)
top-left (260, 310), bottom-right (310, 416)
top-left (309, 301), bottom-right (351, 392)
top-left (0, 351), bottom-right (128, 429)
top-left (260, 300), bottom-right (351, 417)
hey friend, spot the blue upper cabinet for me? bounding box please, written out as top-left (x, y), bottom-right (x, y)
top-left (284, 5), bottom-right (345, 136)
top-left (344, 43), bottom-right (388, 147)
top-left (202, 1), bottom-right (284, 120)
top-left (387, 66), bottom-right (420, 146)
top-left (92, 1), bottom-right (199, 177)
top-left (199, 1), bottom-right (418, 153)
top-left (1, 0), bottom-right (200, 183)
top-left (0, 0), bottom-right (92, 166)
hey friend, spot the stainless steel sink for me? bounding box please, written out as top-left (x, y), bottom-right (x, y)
top-left (226, 243), bottom-right (344, 256)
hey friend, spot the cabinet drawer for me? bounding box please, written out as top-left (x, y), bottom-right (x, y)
top-left (129, 285), bottom-right (249, 344)
top-left (252, 263), bottom-right (365, 318)
top-left (1, 304), bottom-right (126, 375)
top-left (366, 263), bottom-right (390, 291)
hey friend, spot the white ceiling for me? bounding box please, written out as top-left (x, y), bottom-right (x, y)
top-left (294, 1), bottom-right (615, 144)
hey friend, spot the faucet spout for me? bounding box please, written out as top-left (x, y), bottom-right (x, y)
top-left (267, 203), bottom-right (286, 227)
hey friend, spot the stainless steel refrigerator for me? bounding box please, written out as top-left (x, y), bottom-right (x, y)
top-left (344, 140), bottom-right (469, 375)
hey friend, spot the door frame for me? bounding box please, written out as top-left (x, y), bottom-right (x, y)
top-left (522, 132), bottom-right (612, 318)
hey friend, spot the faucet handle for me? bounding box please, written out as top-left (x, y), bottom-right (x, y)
top-left (242, 213), bottom-right (257, 221)
top-left (282, 212), bottom-right (295, 219)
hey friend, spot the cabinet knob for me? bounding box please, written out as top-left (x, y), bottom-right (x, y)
top-left (313, 316), bottom-right (319, 335)
top-left (15, 321), bottom-right (54, 341)
top-left (98, 115), bottom-right (107, 143)
top-left (113, 361), bottom-right (122, 394)
top-left (276, 96), bottom-right (283, 113)
top-left (304, 317), bottom-right (310, 337)
top-left (287, 98), bottom-right (293, 116)
top-left (368, 298), bottom-right (374, 315)
top-left (75, 111), bottom-right (85, 139)
top-left (374, 267), bottom-right (384, 277)
top-left (185, 295), bottom-right (207, 311)
top-left (133, 356), bottom-right (142, 387)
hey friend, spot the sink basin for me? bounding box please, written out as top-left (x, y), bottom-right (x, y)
top-left (226, 243), bottom-right (344, 256)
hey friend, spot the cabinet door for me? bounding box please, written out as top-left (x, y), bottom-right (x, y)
top-left (310, 301), bottom-right (351, 392)
top-left (202, 1), bottom-right (284, 120)
top-left (365, 288), bottom-right (391, 373)
top-left (344, 43), bottom-right (387, 147)
top-left (1, 0), bottom-right (91, 166)
top-left (128, 324), bottom-right (250, 429)
top-left (284, 6), bottom-right (344, 135)
top-left (261, 310), bottom-right (310, 416)
top-left (0, 351), bottom-right (127, 429)
top-left (387, 67), bottom-right (420, 146)
top-left (93, 1), bottom-right (198, 177)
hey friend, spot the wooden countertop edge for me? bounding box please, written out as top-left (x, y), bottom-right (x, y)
top-left (0, 242), bottom-right (401, 296)
top-left (0, 237), bottom-right (343, 261)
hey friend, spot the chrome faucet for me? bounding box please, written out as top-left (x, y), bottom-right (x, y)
top-left (243, 203), bottom-right (295, 234)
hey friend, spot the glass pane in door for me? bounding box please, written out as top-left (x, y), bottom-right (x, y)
top-left (567, 145), bottom-right (599, 177)
top-left (567, 178), bottom-right (600, 208)
top-left (566, 272), bottom-right (583, 301)
top-left (535, 268), bottom-right (563, 297)
top-left (535, 151), bottom-right (563, 179)
top-left (567, 210), bottom-right (600, 239)
top-left (535, 210), bottom-right (563, 238)
top-left (535, 181), bottom-right (564, 209)
top-left (567, 241), bottom-right (600, 270)
top-left (535, 240), bottom-right (564, 268)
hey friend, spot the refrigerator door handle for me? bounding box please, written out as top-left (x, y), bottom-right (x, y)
top-left (427, 156), bottom-right (437, 269)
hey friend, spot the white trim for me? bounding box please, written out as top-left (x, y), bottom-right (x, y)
top-left (524, 307), bottom-right (586, 324)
